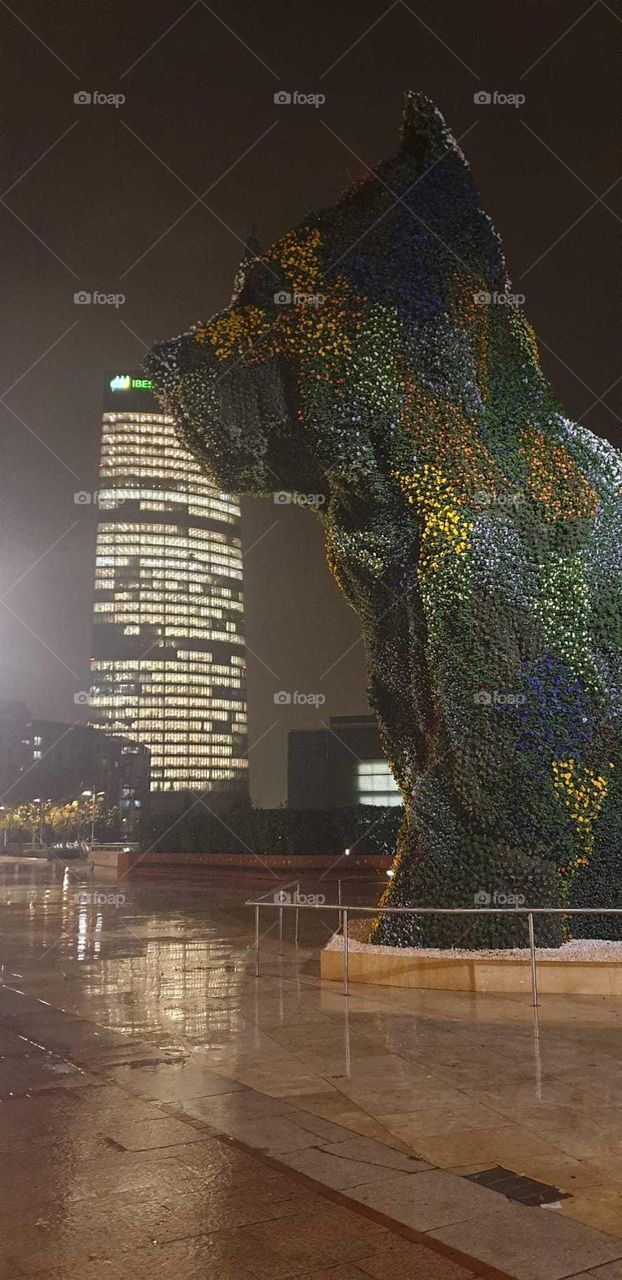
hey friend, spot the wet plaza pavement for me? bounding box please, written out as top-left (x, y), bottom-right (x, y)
top-left (1, 861), bottom-right (622, 1279)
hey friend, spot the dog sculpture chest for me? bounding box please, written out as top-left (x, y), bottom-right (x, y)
top-left (148, 93), bottom-right (622, 948)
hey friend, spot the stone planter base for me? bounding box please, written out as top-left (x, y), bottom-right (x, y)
top-left (320, 938), bottom-right (622, 995)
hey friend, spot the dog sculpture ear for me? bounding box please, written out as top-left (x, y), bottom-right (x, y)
top-left (396, 90), bottom-right (507, 293)
top-left (230, 229), bottom-right (263, 304)
top-left (400, 90), bottom-right (470, 171)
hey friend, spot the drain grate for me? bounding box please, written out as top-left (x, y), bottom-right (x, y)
top-left (464, 1165), bottom-right (570, 1206)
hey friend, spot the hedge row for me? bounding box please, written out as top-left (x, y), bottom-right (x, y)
top-left (140, 805), bottom-right (401, 858)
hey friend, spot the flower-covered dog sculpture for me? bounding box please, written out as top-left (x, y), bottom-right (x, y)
top-left (148, 93), bottom-right (622, 947)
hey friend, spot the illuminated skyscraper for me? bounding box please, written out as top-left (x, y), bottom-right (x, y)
top-left (89, 373), bottom-right (248, 796)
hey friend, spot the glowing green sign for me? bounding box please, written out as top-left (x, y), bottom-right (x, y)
top-left (109, 375), bottom-right (154, 392)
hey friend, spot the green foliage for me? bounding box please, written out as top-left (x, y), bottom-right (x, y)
top-left (1, 795), bottom-right (111, 842)
top-left (141, 804), bottom-right (401, 860)
top-left (374, 829), bottom-right (566, 949)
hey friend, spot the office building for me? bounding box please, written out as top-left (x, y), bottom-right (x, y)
top-left (89, 373), bottom-right (248, 796)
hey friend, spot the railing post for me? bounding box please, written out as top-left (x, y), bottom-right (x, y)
top-left (254, 904), bottom-right (260, 978)
top-left (528, 912), bottom-right (538, 1007)
top-left (294, 882), bottom-right (299, 945)
top-left (338, 878), bottom-right (342, 906)
top-left (343, 907), bottom-right (349, 997)
top-left (279, 903), bottom-right (283, 949)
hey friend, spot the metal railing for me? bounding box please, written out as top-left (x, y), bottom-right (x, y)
top-left (251, 875), bottom-right (388, 950)
top-left (246, 898), bottom-right (622, 1007)
top-left (253, 877), bottom-right (301, 947)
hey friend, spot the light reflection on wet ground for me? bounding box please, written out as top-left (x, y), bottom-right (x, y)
top-left (4, 861), bottom-right (501, 1280)
top-left (0, 862), bottom-right (379, 1058)
top-left (2, 859), bottom-right (622, 1252)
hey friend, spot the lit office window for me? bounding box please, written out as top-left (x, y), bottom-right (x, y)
top-left (355, 760), bottom-right (401, 806)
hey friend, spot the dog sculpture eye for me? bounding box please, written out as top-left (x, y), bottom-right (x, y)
top-left (148, 92), bottom-right (622, 952)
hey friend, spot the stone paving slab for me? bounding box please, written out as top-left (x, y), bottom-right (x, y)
top-left (0, 984), bottom-right (493, 1280)
top-left (276, 1136), bottom-right (429, 1190)
top-left (569, 1264), bottom-right (622, 1279)
top-left (223, 1099), bottom-right (622, 1280)
top-left (430, 1199), bottom-right (622, 1280)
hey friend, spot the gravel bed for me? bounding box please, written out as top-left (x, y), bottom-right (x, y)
top-left (325, 929), bottom-right (622, 962)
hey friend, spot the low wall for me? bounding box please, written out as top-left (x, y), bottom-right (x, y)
top-left (118, 850), bottom-right (390, 879)
top-left (321, 945), bottom-right (622, 995)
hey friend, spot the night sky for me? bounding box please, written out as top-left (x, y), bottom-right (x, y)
top-left (1, 0), bottom-right (620, 805)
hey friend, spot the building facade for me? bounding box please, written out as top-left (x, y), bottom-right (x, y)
top-left (0, 700), bottom-right (33, 801)
top-left (287, 715), bottom-right (401, 809)
top-left (0, 700), bottom-right (150, 834)
top-left (89, 373), bottom-right (248, 796)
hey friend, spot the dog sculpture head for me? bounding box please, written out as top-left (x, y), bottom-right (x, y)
top-left (147, 91), bottom-right (551, 593)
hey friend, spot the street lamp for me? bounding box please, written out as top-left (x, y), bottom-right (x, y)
top-left (31, 798), bottom-right (46, 847)
top-left (81, 790), bottom-right (104, 846)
